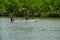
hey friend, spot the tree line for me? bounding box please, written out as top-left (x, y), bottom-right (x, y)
top-left (0, 0), bottom-right (60, 17)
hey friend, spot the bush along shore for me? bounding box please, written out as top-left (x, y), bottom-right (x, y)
top-left (0, 0), bottom-right (60, 17)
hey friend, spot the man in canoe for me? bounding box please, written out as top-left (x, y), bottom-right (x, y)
top-left (10, 13), bottom-right (16, 23)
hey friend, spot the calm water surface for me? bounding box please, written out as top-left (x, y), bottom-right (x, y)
top-left (0, 18), bottom-right (60, 40)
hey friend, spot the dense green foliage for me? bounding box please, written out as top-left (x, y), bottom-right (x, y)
top-left (0, 0), bottom-right (60, 17)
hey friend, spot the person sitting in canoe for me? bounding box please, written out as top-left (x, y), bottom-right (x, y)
top-left (10, 13), bottom-right (16, 23)
top-left (26, 15), bottom-right (29, 20)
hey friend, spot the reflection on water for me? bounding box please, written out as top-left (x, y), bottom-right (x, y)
top-left (0, 18), bottom-right (60, 40)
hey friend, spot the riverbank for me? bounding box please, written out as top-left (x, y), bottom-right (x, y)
top-left (0, 16), bottom-right (60, 20)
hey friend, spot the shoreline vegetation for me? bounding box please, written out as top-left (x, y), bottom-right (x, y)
top-left (0, 0), bottom-right (60, 18)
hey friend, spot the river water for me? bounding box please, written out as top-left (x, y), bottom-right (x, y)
top-left (0, 18), bottom-right (60, 40)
